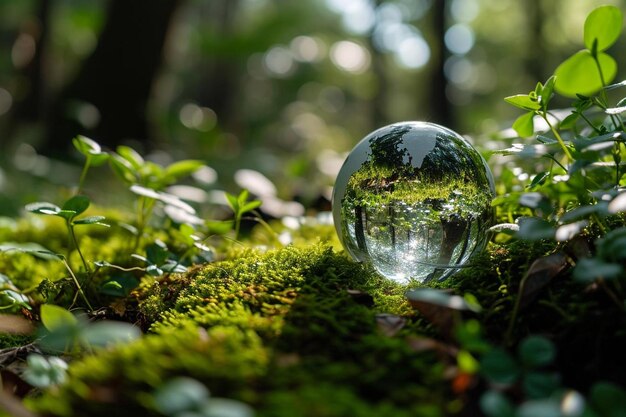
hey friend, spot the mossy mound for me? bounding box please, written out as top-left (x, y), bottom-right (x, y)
top-left (31, 244), bottom-right (455, 417)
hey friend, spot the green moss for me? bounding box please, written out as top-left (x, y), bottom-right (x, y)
top-left (0, 333), bottom-right (33, 349)
top-left (7, 214), bottom-right (622, 416)
top-left (33, 243), bottom-right (454, 416)
top-left (32, 325), bottom-right (268, 417)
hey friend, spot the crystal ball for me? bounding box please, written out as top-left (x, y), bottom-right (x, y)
top-left (332, 121), bottom-right (495, 283)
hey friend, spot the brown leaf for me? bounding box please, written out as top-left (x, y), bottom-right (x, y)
top-left (406, 335), bottom-right (458, 358)
top-left (0, 315), bottom-right (35, 335)
top-left (518, 252), bottom-right (568, 309)
top-left (375, 313), bottom-right (406, 337)
top-left (109, 299), bottom-right (127, 317)
top-left (405, 289), bottom-right (478, 338)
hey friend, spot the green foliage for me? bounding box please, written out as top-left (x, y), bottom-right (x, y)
top-left (2, 5), bottom-right (626, 417)
top-left (23, 354), bottom-right (68, 388)
top-left (153, 377), bottom-right (255, 417)
top-left (499, 4), bottom-right (626, 298)
top-left (38, 304), bottom-right (141, 353)
top-left (554, 5), bottom-right (622, 97)
top-left (225, 189), bottom-right (262, 239)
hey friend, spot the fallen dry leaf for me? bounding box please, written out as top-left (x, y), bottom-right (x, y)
top-left (518, 252), bottom-right (568, 309)
top-left (405, 289), bottom-right (479, 338)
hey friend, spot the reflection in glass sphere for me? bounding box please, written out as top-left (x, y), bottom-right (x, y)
top-left (332, 121), bottom-right (495, 283)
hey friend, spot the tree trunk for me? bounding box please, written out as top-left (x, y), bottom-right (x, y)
top-left (44, 0), bottom-right (181, 155)
top-left (428, 0), bottom-right (452, 128)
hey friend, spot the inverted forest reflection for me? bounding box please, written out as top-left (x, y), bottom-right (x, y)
top-left (334, 122), bottom-right (494, 282)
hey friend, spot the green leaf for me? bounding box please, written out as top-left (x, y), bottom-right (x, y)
top-left (154, 377), bottom-right (209, 415)
top-left (115, 146), bottom-right (144, 170)
top-left (146, 241), bottom-right (169, 266)
top-left (605, 80), bottom-right (626, 91)
top-left (457, 350), bottom-right (479, 373)
top-left (559, 112), bottom-right (580, 130)
top-left (584, 5), bottom-right (622, 52)
top-left (241, 200), bottom-right (262, 214)
top-left (504, 94), bottom-right (541, 111)
top-left (81, 321), bottom-right (141, 348)
top-left (540, 76), bottom-right (556, 110)
top-left (237, 189), bottom-right (250, 207)
top-left (129, 184), bottom-right (160, 199)
top-left (73, 135), bottom-right (100, 155)
top-left (480, 391), bottom-right (515, 417)
top-left (513, 112), bottom-right (535, 137)
top-left (597, 227), bottom-right (626, 261)
top-left (25, 202), bottom-right (61, 215)
top-left (517, 399), bottom-right (562, 417)
top-left (523, 372), bottom-right (561, 399)
top-left (163, 160), bottom-right (204, 183)
top-left (72, 136), bottom-right (109, 166)
top-left (517, 217), bottom-right (555, 240)
top-left (54, 210), bottom-right (78, 221)
top-left (201, 398), bottom-right (255, 417)
top-left (480, 348), bottom-right (520, 385)
top-left (109, 154), bottom-right (138, 185)
top-left (40, 304), bottom-right (78, 332)
top-left (560, 203), bottom-right (608, 223)
top-left (62, 195), bottom-right (90, 216)
top-left (225, 192), bottom-right (239, 212)
top-left (206, 220), bottom-right (234, 235)
top-left (519, 193), bottom-right (552, 214)
top-left (573, 258), bottom-right (623, 282)
top-left (605, 105), bottom-right (626, 115)
top-left (73, 216), bottom-right (110, 227)
top-left (590, 382), bottom-right (626, 417)
top-left (529, 172), bottom-right (549, 188)
top-left (554, 50), bottom-right (617, 97)
top-left (518, 336), bottom-right (556, 368)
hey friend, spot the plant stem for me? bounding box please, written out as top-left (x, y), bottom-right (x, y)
top-left (542, 114), bottom-right (573, 162)
top-left (234, 213), bottom-right (241, 240)
top-left (62, 258), bottom-right (93, 311)
top-left (67, 222), bottom-right (90, 274)
top-left (578, 111), bottom-right (602, 134)
top-left (593, 55), bottom-right (624, 131)
top-left (76, 158), bottom-right (91, 196)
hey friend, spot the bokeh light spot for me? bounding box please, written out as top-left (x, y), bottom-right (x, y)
top-left (330, 41), bottom-right (370, 74)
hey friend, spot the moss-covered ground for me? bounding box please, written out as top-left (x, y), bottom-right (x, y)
top-left (0, 214), bottom-right (625, 416)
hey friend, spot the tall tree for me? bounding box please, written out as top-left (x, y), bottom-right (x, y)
top-left (428, 0), bottom-right (452, 128)
top-left (44, 0), bottom-right (181, 154)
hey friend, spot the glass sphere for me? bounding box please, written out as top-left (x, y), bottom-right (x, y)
top-left (332, 121), bottom-right (495, 283)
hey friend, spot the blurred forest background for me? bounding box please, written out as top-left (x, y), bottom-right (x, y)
top-left (1, 0), bottom-right (625, 217)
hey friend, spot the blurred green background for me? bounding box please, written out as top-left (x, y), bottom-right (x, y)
top-left (0, 0), bottom-right (624, 215)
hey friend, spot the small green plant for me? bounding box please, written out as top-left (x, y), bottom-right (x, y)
top-left (0, 272), bottom-right (31, 312)
top-left (24, 195), bottom-right (109, 309)
top-left (22, 353), bottom-right (68, 388)
top-left (496, 5), bottom-right (626, 300)
top-left (225, 189), bottom-right (262, 239)
top-left (72, 135), bottom-right (110, 195)
top-left (38, 304), bottom-right (140, 353)
top-left (25, 195), bottom-right (108, 274)
top-left (153, 376), bottom-right (255, 417)
top-left (108, 144), bottom-right (204, 249)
